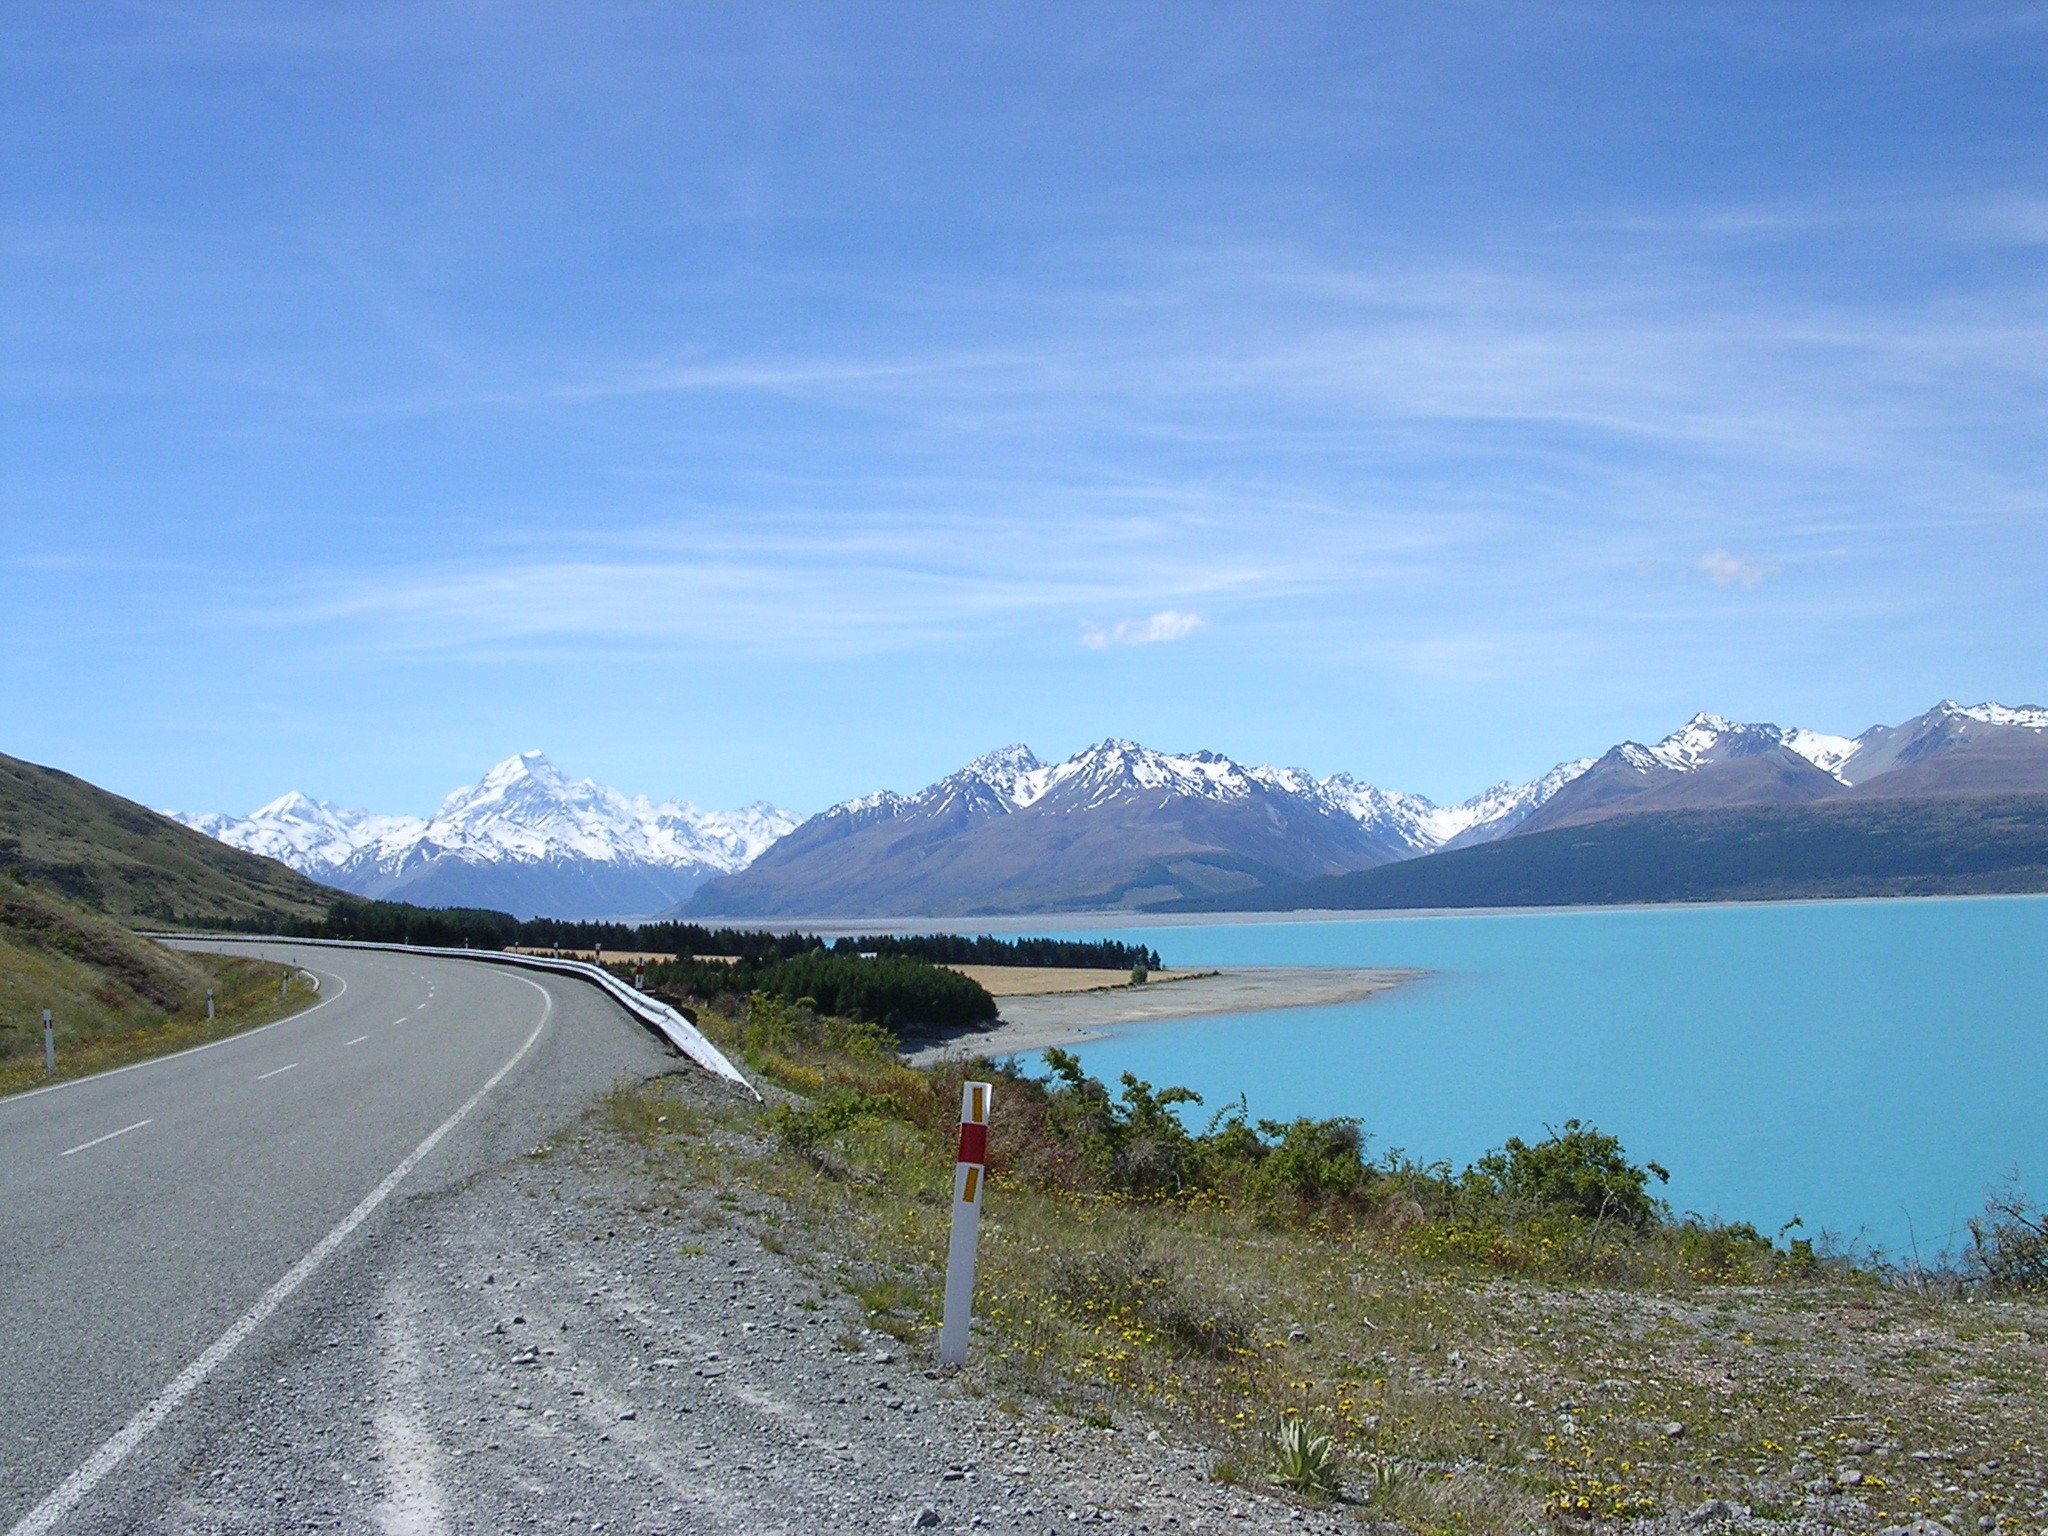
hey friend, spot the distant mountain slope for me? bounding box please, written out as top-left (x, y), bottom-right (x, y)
top-left (684, 740), bottom-right (1592, 917)
top-left (1840, 701), bottom-right (2048, 796)
top-left (171, 752), bottom-right (799, 920)
top-left (1512, 702), bottom-right (2048, 835)
top-left (1181, 795), bottom-right (2048, 912)
top-left (0, 751), bottom-right (332, 926)
top-left (687, 699), bottom-right (2048, 917)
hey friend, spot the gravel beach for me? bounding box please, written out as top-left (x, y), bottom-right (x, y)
top-left (901, 967), bottom-right (1417, 1065)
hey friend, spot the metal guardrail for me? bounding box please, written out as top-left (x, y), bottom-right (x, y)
top-left (148, 933), bottom-right (758, 1098)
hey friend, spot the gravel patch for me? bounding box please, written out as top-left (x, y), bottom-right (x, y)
top-left (132, 1067), bottom-right (1355, 1535)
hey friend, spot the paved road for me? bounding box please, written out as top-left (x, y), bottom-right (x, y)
top-left (0, 942), bottom-right (675, 1535)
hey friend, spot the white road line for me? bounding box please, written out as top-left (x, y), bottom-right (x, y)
top-left (58, 1120), bottom-right (153, 1158)
top-left (255, 1063), bottom-right (298, 1081)
top-left (5, 977), bottom-right (554, 1536)
top-left (0, 965), bottom-right (348, 1110)
top-left (345, 1036), bottom-right (369, 1047)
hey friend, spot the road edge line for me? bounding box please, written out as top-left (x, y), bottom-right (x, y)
top-left (0, 965), bottom-right (349, 1110)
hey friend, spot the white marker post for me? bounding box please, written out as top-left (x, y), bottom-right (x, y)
top-left (939, 1080), bottom-right (993, 1368)
top-left (42, 1009), bottom-right (55, 1076)
top-left (206, 989), bottom-right (216, 1020)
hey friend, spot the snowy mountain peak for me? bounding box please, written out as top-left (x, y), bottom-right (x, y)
top-left (822, 737), bottom-right (1593, 854)
top-left (1605, 713), bottom-right (1860, 782)
top-left (171, 757), bottom-right (799, 918)
top-left (952, 745), bottom-right (1047, 807)
top-left (1941, 700), bottom-right (2048, 731)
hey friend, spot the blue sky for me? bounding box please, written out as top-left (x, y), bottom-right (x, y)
top-left (4, 4), bottom-right (2045, 819)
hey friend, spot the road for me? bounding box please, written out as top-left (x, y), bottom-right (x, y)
top-left (0, 941), bottom-right (675, 1535)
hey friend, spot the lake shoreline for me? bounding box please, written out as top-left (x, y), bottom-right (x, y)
top-left (899, 964), bottom-right (1419, 1064)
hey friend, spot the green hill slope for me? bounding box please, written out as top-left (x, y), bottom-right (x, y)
top-left (0, 880), bottom-right (298, 1093)
top-left (1179, 793), bottom-right (2048, 912)
top-left (0, 751), bottom-right (334, 927)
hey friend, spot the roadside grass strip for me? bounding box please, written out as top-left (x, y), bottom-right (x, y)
top-left (584, 993), bottom-right (2048, 1534)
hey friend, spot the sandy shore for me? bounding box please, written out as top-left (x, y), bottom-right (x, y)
top-left (942, 964), bottom-right (1199, 996)
top-left (901, 965), bottom-right (1418, 1063)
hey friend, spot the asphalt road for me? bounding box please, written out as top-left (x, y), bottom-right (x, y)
top-left (0, 941), bottom-right (676, 1535)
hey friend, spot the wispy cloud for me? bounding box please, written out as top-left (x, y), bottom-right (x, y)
top-left (1696, 549), bottom-right (1778, 587)
top-left (1081, 610), bottom-right (1206, 650)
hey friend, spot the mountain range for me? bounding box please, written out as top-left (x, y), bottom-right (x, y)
top-left (169, 700), bottom-right (2048, 920)
top-left (683, 700), bottom-right (2048, 917)
top-left (170, 753), bottom-right (798, 920)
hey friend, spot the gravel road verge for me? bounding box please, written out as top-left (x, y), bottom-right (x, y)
top-left (125, 1062), bottom-right (1355, 1535)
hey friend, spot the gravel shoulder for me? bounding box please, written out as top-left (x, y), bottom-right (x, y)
top-left (107, 1062), bottom-right (1351, 1536)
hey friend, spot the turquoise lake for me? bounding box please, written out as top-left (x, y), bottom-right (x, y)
top-left (1024, 896), bottom-right (2048, 1259)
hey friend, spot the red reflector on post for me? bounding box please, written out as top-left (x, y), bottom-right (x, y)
top-left (956, 1122), bottom-right (988, 1165)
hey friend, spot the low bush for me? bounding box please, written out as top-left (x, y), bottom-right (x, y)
top-left (1461, 1118), bottom-right (1671, 1229)
top-left (1049, 1228), bottom-right (1251, 1359)
top-left (1969, 1185), bottom-right (2048, 1293)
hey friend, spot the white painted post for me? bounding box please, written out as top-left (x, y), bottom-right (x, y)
top-left (280, 972), bottom-right (289, 1000)
top-left (206, 990), bottom-right (216, 1019)
top-left (939, 1080), bottom-right (993, 1368)
top-left (42, 1009), bottom-right (54, 1076)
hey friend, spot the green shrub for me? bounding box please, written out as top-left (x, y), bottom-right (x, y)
top-left (1969, 1186), bottom-right (2048, 1293)
top-left (1464, 1119), bottom-right (1670, 1229)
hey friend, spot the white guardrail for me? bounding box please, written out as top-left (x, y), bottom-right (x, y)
top-left (149, 933), bottom-right (758, 1098)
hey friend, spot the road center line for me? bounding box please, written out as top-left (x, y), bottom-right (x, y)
top-left (255, 1063), bottom-right (298, 1081)
top-left (345, 1036), bottom-right (369, 1047)
top-left (6, 977), bottom-right (554, 1536)
top-left (58, 1119), bottom-right (152, 1158)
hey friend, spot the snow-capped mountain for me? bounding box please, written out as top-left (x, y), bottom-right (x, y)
top-left (169, 753), bottom-right (799, 920)
top-left (173, 700), bottom-right (2048, 921)
top-left (1514, 702), bottom-right (2048, 835)
top-left (808, 740), bottom-right (1592, 857)
top-left (685, 737), bottom-right (1598, 918)
top-left (688, 699), bottom-right (2048, 917)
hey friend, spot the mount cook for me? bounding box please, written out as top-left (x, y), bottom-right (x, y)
top-left (171, 752), bottom-right (797, 920)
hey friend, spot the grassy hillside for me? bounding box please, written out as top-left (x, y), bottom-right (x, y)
top-left (0, 879), bottom-right (300, 1094)
top-left (0, 750), bottom-right (334, 927)
top-left (1182, 793), bottom-right (2048, 912)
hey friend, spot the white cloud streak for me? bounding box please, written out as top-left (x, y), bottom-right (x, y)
top-left (1696, 549), bottom-right (1778, 587)
top-left (1081, 610), bottom-right (1206, 650)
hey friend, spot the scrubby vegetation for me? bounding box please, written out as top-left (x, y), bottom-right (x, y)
top-left (604, 989), bottom-right (2048, 1532)
top-left (268, 900), bottom-right (1157, 971)
top-left (830, 933), bottom-right (1162, 971)
top-left (645, 950), bottom-right (998, 1033)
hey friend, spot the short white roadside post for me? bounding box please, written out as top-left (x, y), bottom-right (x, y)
top-left (939, 1080), bottom-right (993, 1369)
top-left (42, 1009), bottom-right (55, 1076)
top-left (206, 989), bottom-right (216, 1020)
top-left (280, 972), bottom-right (290, 1000)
